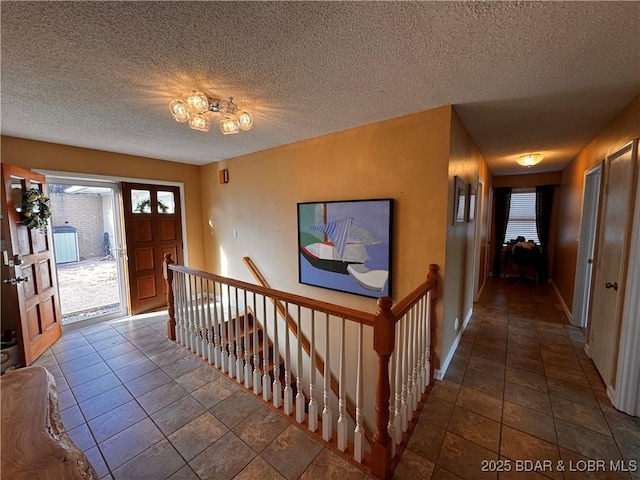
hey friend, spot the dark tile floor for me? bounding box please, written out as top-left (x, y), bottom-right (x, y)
top-left (395, 279), bottom-right (640, 480)
top-left (34, 279), bottom-right (640, 479)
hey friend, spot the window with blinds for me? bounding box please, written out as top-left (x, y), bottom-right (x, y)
top-left (504, 190), bottom-right (540, 244)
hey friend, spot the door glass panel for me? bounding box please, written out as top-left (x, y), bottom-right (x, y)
top-left (131, 189), bottom-right (151, 213)
top-left (50, 183), bottom-right (127, 326)
top-left (10, 177), bottom-right (24, 212)
top-left (157, 191), bottom-right (175, 214)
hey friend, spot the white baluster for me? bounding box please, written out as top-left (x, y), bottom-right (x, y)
top-left (322, 312), bottom-right (332, 441)
top-left (205, 280), bottom-right (215, 365)
top-left (218, 283), bottom-right (228, 373)
top-left (411, 306), bottom-right (419, 412)
top-left (272, 301), bottom-right (282, 408)
top-left (188, 275), bottom-right (197, 352)
top-left (235, 287), bottom-right (243, 384)
top-left (175, 273), bottom-right (184, 346)
top-left (308, 310), bottom-right (318, 432)
top-left (226, 284), bottom-right (236, 379)
top-left (283, 302), bottom-right (293, 415)
top-left (262, 295), bottom-right (271, 401)
top-left (401, 314), bottom-right (409, 432)
top-left (337, 317), bottom-right (347, 452)
top-left (394, 320), bottom-right (403, 445)
top-left (418, 297), bottom-right (426, 394)
top-left (406, 311), bottom-right (415, 416)
top-left (425, 291), bottom-right (432, 387)
top-left (244, 290), bottom-right (252, 389)
top-left (354, 323), bottom-right (364, 463)
top-left (252, 292), bottom-right (261, 395)
top-left (200, 278), bottom-right (207, 360)
top-left (388, 346), bottom-right (396, 458)
top-left (295, 305), bottom-right (305, 423)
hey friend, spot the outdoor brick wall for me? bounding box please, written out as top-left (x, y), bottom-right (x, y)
top-left (50, 193), bottom-right (105, 260)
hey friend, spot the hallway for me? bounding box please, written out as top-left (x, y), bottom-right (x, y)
top-left (397, 279), bottom-right (640, 479)
top-left (32, 279), bottom-right (640, 479)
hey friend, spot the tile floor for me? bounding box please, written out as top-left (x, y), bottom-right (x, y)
top-left (396, 279), bottom-right (640, 480)
top-left (33, 279), bottom-right (640, 480)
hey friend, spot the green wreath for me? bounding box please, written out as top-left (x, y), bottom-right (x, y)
top-left (21, 188), bottom-right (52, 232)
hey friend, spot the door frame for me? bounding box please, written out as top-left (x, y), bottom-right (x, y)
top-left (35, 169), bottom-right (189, 319)
top-left (571, 163), bottom-right (602, 328)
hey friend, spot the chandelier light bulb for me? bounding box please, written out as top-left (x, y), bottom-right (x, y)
top-left (169, 99), bottom-right (190, 123)
top-left (219, 117), bottom-right (240, 135)
top-left (189, 114), bottom-right (210, 132)
top-left (186, 91), bottom-right (209, 114)
top-left (237, 111), bottom-right (253, 131)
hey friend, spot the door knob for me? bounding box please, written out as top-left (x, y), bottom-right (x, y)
top-left (3, 276), bottom-right (29, 285)
top-left (605, 282), bottom-right (618, 291)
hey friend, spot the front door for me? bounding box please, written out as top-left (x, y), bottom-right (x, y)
top-left (121, 183), bottom-right (183, 314)
top-left (1, 164), bottom-right (62, 366)
top-left (589, 141), bottom-right (637, 387)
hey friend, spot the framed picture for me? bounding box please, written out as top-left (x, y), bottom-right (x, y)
top-left (467, 183), bottom-right (477, 222)
top-left (297, 199), bottom-right (393, 298)
top-left (454, 176), bottom-right (467, 224)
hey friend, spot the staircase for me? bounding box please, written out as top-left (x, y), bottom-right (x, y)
top-left (163, 253), bottom-right (439, 480)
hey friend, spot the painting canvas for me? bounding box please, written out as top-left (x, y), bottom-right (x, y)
top-left (297, 199), bottom-right (393, 298)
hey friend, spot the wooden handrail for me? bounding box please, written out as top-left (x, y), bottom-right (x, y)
top-left (391, 264), bottom-right (439, 320)
top-left (163, 254), bottom-right (439, 480)
top-left (167, 263), bottom-right (376, 326)
top-left (243, 256), bottom-right (372, 442)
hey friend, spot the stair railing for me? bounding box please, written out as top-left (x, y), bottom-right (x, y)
top-left (163, 253), bottom-right (438, 480)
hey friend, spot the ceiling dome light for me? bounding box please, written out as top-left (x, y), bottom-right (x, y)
top-left (219, 117), bottom-right (240, 135)
top-left (186, 91), bottom-right (210, 114)
top-left (517, 154), bottom-right (543, 167)
top-left (169, 99), bottom-right (190, 123)
top-left (189, 114), bottom-right (210, 132)
top-left (237, 111), bottom-right (253, 131)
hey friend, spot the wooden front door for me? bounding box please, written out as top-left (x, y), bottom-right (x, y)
top-left (121, 183), bottom-right (183, 315)
top-left (1, 164), bottom-right (62, 366)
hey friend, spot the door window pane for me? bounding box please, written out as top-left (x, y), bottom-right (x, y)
top-left (157, 191), bottom-right (175, 214)
top-left (131, 190), bottom-right (151, 214)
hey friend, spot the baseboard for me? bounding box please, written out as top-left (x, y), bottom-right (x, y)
top-left (607, 384), bottom-right (616, 405)
top-left (584, 343), bottom-right (591, 358)
top-left (550, 280), bottom-right (572, 322)
top-left (434, 308), bottom-right (473, 381)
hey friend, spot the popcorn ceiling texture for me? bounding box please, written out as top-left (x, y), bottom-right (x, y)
top-left (1, 1), bottom-right (639, 173)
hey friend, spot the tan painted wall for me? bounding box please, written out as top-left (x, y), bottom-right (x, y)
top-left (201, 107), bottom-right (452, 361)
top-left (444, 109), bottom-right (491, 368)
top-left (554, 95), bottom-right (640, 311)
top-left (0, 136), bottom-right (205, 269)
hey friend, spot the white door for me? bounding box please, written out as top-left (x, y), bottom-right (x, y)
top-left (571, 165), bottom-right (602, 327)
top-left (589, 141), bottom-right (637, 389)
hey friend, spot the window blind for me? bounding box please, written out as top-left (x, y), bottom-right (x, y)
top-left (505, 191), bottom-right (540, 243)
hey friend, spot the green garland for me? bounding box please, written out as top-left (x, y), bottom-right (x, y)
top-left (21, 188), bottom-right (52, 232)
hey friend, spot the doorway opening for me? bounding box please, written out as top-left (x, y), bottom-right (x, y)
top-left (49, 181), bottom-right (128, 327)
top-left (571, 164), bottom-right (602, 328)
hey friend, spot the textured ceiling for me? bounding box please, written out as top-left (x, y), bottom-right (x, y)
top-left (2, 2), bottom-right (639, 175)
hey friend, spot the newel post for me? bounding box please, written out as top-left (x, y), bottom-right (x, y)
top-left (163, 253), bottom-right (176, 341)
top-left (371, 296), bottom-right (396, 480)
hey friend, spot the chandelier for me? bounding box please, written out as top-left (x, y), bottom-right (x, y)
top-left (517, 154), bottom-right (543, 167)
top-left (169, 91), bottom-right (253, 135)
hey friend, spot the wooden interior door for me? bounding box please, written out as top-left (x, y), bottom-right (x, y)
top-left (589, 142), bottom-right (637, 387)
top-left (1, 164), bottom-right (62, 366)
top-left (121, 183), bottom-right (183, 315)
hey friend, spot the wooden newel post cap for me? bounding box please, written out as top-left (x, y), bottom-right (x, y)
top-left (163, 253), bottom-right (174, 280)
top-left (374, 296), bottom-right (395, 355)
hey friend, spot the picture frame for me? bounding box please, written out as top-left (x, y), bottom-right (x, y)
top-left (467, 183), bottom-right (477, 222)
top-left (297, 199), bottom-right (393, 298)
top-left (454, 176), bottom-right (467, 224)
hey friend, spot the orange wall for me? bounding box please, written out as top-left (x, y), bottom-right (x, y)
top-left (554, 95), bottom-right (640, 311)
top-left (0, 136), bottom-right (205, 269)
top-left (200, 107), bottom-right (453, 362)
top-left (445, 109), bottom-right (491, 366)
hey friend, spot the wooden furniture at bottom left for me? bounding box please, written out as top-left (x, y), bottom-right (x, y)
top-left (1, 366), bottom-right (98, 480)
